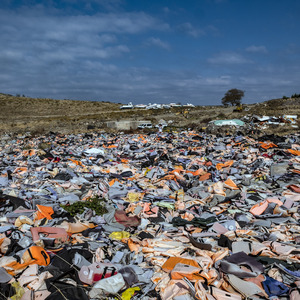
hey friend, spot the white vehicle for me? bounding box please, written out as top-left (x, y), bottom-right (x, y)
top-left (138, 123), bottom-right (153, 129)
top-left (120, 102), bottom-right (133, 109)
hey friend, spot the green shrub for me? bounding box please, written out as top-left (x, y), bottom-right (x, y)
top-left (60, 196), bottom-right (108, 216)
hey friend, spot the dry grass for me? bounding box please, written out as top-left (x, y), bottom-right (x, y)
top-left (1, 93), bottom-right (300, 135)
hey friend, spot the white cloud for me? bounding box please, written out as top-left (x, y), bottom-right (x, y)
top-left (205, 76), bottom-right (231, 85)
top-left (146, 37), bottom-right (170, 50)
top-left (205, 25), bottom-right (220, 36)
top-left (0, 8), bottom-right (169, 68)
top-left (0, 4), bottom-right (299, 105)
top-left (177, 22), bottom-right (205, 38)
top-left (0, 6), bottom-right (171, 100)
top-left (163, 7), bottom-right (170, 13)
top-left (176, 23), bottom-right (219, 38)
top-left (94, 45), bottom-right (130, 58)
top-left (245, 45), bottom-right (268, 53)
top-left (87, 0), bottom-right (123, 11)
top-left (0, 10), bottom-right (169, 36)
top-left (208, 52), bottom-right (251, 64)
top-left (174, 75), bottom-right (231, 88)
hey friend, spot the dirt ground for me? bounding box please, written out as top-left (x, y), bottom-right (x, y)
top-left (1, 93), bottom-right (300, 136)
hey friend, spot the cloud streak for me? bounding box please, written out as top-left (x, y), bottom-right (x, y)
top-left (246, 45), bottom-right (268, 53)
top-left (177, 22), bottom-right (205, 38)
top-left (146, 37), bottom-right (170, 50)
top-left (0, 2), bottom-right (299, 106)
top-left (0, 7), bottom-right (168, 79)
top-left (208, 52), bottom-right (251, 64)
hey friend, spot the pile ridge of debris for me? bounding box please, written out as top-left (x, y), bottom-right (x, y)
top-left (0, 130), bottom-right (300, 300)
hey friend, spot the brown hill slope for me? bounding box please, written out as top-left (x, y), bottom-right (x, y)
top-left (0, 93), bottom-right (300, 135)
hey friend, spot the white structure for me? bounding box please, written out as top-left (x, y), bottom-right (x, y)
top-left (134, 104), bottom-right (147, 109)
top-left (119, 101), bottom-right (196, 110)
top-left (146, 103), bottom-right (162, 109)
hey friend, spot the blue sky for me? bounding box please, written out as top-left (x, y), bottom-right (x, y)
top-left (0, 0), bottom-right (299, 105)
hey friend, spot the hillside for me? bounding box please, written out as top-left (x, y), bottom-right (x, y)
top-left (0, 93), bottom-right (300, 135)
